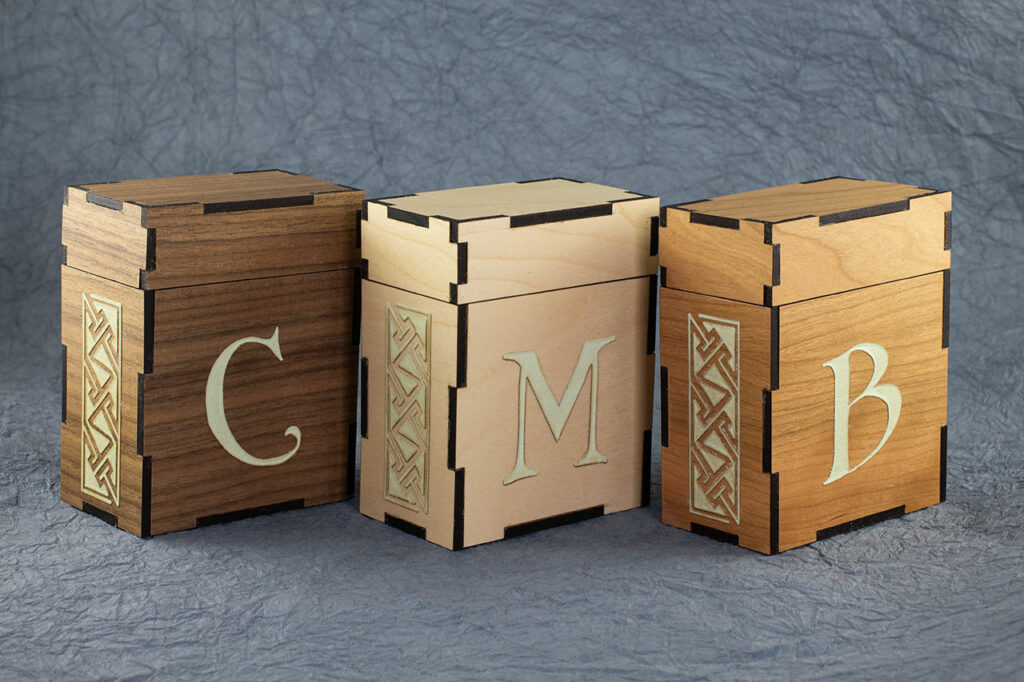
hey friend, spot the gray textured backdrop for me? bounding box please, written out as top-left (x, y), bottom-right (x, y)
top-left (1, 1), bottom-right (1023, 679)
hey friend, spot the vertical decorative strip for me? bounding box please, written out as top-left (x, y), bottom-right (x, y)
top-left (385, 303), bottom-right (431, 513)
top-left (689, 313), bottom-right (740, 524)
top-left (81, 293), bottom-right (122, 506)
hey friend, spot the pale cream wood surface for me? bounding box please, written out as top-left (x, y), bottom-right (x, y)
top-left (772, 272), bottom-right (946, 551)
top-left (660, 212), bottom-right (771, 305)
top-left (359, 280), bottom-right (459, 548)
top-left (660, 287), bottom-right (774, 553)
top-left (62, 186), bottom-right (149, 288)
top-left (60, 266), bottom-right (148, 536)
top-left (381, 178), bottom-right (644, 220)
top-left (676, 177), bottom-right (934, 222)
top-left (80, 170), bottom-right (349, 206)
top-left (363, 190), bottom-right (657, 304)
top-left (458, 276), bottom-right (653, 547)
top-left (143, 270), bottom-right (356, 535)
top-left (361, 202), bottom-right (459, 303)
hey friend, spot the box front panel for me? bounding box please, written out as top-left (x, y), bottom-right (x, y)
top-left (458, 277), bottom-right (655, 548)
top-left (660, 287), bottom-right (775, 553)
top-left (60, 266), bottom-right (148, 535)
top-left (359, 280), bottom-right (459, 548)
top-left (772, 272), bottom-right (947, 550)
top-left (143, 270), bottom-right (357, 534)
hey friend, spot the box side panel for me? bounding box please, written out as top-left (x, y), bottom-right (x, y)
top-left (60, 266), bottom-right (148, 535)
top-left (457, 277), bottom-right (655, 548)
top-left (773, 272), bottom-right (947, 551)
top-left (359, 280), bottom-right (459, 549)
top-left (455, 197), bottom-right (658, 303)
top-left (361, 202), bottom-right (457, 302)
top-left (62, 187), bottom-right (149, 288)
top-left (773, 192), bottom-right (951, 305)
top-left (660, 288), bottom-right (774, 553)
top-left (143, 191), bottom-right (362, 289)
top-left (661, 209), bottom-right (772, 305)
top-left (142, 270), bottom-right (356, 535)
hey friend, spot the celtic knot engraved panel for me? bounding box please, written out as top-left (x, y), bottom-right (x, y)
top-left (689, 313), bottom-right (740, 524)
top-left (81, 293), bottom-right (122, 506)
top-left (385, 303), bottom-right (431, 513)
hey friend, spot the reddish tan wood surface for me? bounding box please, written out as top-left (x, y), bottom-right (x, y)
top-left (661, 287), bottom-right (774, 553)
top-left (661, 273), bottom-right (947, 553)
top-left (772, 273), bottom-right (946, 551)
top-left (661, 178), bottom-right (950, 305)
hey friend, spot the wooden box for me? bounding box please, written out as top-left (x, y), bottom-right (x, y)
top-left (60, 170), bottom-right (362, 536)
top-left (359, 178), bottom-right (658, 549)
top-left (659, 177), bottom-right (950, 553)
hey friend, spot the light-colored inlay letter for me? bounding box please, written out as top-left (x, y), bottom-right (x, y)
top-left (206, 328), bottom-right (301, 467)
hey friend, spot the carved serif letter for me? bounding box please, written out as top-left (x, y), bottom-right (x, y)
top-left (502, 336), bottom-right (615, 486)
top-left (205, 327), bottom-right (301, 467)
top-left (822, 342), bottom-right (901, 485)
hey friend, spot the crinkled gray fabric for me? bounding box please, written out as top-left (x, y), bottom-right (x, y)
top-left (1, 0), bottom-right (1023, 679)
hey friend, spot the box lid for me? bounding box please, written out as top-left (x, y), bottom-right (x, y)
top-left (362, 178), bottom-right (659, 303)
top-left (660, 177), bottom-right (951, 306)
top-left (62, 170), bottom-right (362, 290)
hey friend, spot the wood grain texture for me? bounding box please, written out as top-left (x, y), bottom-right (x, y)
top-left (143, 270), bottom-right (356, 535)
top-left (459, 277), bottom-right (653, 547)
top-left (359, 280), bottom-right (459, 548)
top-left (661, 178), bottom-right (950, 305)
top-left (65, 171), bottom-right (362, 291)
top-left (674, 177), bottom-right (934, 222)
top-left (660, 287), bottom-right (775, 553)
top-left (380, 178), bottom-right (644, 220)
top-left (660, 213), bottom-right (772, 304)
top-left (60, 266), bottom-right (148, 535)
top-left (362, 180), bottom-right (657, 304)
top-left (772, 272), bottom-right (946, 551)
top-left (80, 170), bottom-right (349, 206)
top-left (661, 274), bottom-right (947, 553)
top-left (62, 187), bottom-right (148, 288)
top-left (360, 277), bottom-right (654, 550)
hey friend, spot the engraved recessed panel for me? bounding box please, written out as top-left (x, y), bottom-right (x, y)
top-left (385, 303), bottom-right (431, 513)
top-left (81, 293), bottom-right (122, 506)
top-left (689, 313), bottom-right (740, 524)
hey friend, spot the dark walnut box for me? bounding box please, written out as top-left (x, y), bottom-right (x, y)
top-left (360, 178), bottom-right (659, 549)
top-left (61, 170), bottom-right (362, 536)
top-left (659, 177), bottom-right (950, 553)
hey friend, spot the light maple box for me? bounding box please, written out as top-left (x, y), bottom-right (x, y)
top-left (61, 170), bottom-right (362, 536)
top-left (359, 178), bottom-right (658, 549)
top-left (659, 177), bottom-right (950, 554)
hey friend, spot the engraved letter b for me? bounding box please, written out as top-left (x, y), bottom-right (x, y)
top-left (822, 343), bottom-right (901, 485)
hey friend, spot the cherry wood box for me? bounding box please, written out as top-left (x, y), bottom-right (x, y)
top-left (659, 177), bottom-right (950, 554)
top-left (359, 178), bottom-right (658, 549)
top-left (60, 170), bottom-right (362, 536)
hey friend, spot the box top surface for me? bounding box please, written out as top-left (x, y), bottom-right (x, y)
top-left (63, 170), bottom-right (362, 290)
top-left (375, 178), bottom-right (646, 222)
top-left (78, 169), bottom-right (355, 209)
top-left (362, 178), bottom-right (658, 304)
top-left (660, 176), bottom-right (951, 306)
top-left (672, 177), bottom-right (934, 223)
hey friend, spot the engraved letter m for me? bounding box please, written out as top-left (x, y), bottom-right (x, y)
top-left (502, 336), bottom-right (615, 486)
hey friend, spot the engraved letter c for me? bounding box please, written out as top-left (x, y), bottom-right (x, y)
top-left (205, 327), bottom-right (301, 467)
